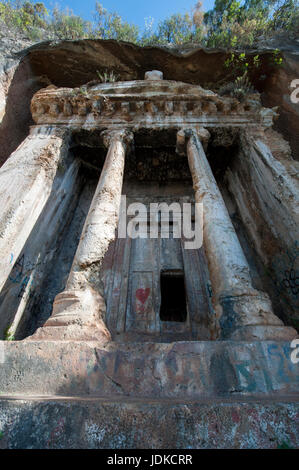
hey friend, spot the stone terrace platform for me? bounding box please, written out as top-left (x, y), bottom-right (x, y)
top-left (0, 339), bottom-right (298, 448)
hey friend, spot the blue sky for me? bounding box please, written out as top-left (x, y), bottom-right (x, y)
top-left (42, 1), bottom-right (215, 30)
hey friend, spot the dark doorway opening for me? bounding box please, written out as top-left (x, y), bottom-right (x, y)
top-left (160, 271), bottom-right (187, 322)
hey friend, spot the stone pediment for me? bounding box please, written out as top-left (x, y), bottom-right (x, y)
top-left (86, 79), bottom-right (217, 99)
top-left (31, 76), bottom-right (278, 130)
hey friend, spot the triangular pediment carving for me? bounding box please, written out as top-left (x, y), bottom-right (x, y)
top-left (88, 79), bottom-right (217, 99)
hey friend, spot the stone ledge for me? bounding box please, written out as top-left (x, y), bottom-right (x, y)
top-left (0, 340), bottom-right (298, 399)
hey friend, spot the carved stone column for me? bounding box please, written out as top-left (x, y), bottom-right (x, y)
top-left (0, 125), bottom-right (70, 293)
top-left (182, 127), bottom-right (297, 341)
top-left (32, 129), bottom-right (133, 342)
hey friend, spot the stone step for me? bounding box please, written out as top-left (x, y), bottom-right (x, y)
top-left (0, 339), bottom-right (298, 398)
top-left (0, 396), bottom-right (298, 448)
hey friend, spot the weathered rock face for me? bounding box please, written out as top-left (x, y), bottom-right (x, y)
top-left (261, 44), bottom-right (299, 164)
top-left (0, 126), bottom-right (80, 339)
top-left (0, 340), bottom-right (298, 448)
top-left (0, 23), bottom-right (39, 164)
top-left (0, 398), bottom-right (297, 449)
top-left (0, 23), bottom-right (33, 102)
top-left (224, 129), bottom-right (299, 330)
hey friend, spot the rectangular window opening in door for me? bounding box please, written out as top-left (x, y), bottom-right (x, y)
top-left (160, 270), bottom-right (187, 322)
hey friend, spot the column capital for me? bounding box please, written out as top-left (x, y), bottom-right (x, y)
top-left (185, 128), bottom-right (211, 150)
top-left (101, 129), bottom-right (134, 149)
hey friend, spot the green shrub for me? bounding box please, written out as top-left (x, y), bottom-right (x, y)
top-left (96, 70), bottom-right (119, 83)
top-left (219, 71), bottom-right (254, 100)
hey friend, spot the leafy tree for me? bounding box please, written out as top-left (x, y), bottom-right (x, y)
top-left (140, 1), bottom-right (205, 45)
top-left (204, 0), bottom-right (299, 47)
top-left (51, 6), bottom-right (92, 40)
top-left (0, 0), bottom-right (48, 38)
top-left (271, 0), bottom-right (299, 32)
top-left (23, 1), bottom-right (48, 27)
top-left (193, 1), bottom-right (204, 28)
top-left (0, 0), bottom-right (298, 47)
top-left (155, 13), bottom-right (193, 44)
top-left (93, 2), bottom-right (139, 43)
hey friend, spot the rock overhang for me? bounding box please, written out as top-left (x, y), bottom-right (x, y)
top-left (18, 38), bottom-right (290, 89)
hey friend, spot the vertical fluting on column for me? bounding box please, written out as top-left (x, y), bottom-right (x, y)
top-left (32, 129), bottom-right (133, 342)
top-left (182, 127), bottom-right (297, 341)
top-left (0, 125), bottom-right (70, 293)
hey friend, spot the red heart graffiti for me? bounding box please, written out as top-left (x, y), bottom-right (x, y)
top-left (136, 288), bottom-right (150, 304)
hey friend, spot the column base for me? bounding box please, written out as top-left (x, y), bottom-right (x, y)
top-left (28, 288), bottom-right (111, 343)
top-left (228, 325), bottom-right (298, 341)
top-left (30, 324), bottom-right (110, 342)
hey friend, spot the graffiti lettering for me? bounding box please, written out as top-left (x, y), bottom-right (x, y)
top-left (47, 418), bottom-right (65, 448)
top-left (8, 254), bottom-right (24, 283)
top-left (6, 253), bottom-right (37, 299)
top-left (235, 361), bottom-right (256, 392)
top-left (271, 241), bottom-right (299, 301)
top-left (268, 344), bottom-right (293, 383)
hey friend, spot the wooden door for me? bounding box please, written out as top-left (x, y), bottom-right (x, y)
top-left (102, 221), bottom-right (214, 340)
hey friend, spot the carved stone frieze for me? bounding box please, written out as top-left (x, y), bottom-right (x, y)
top-left (30, 79), bottom-right (277, 130)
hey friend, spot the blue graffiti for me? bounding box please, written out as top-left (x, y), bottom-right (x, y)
top-left (282, 269), bottom-right (299, 296)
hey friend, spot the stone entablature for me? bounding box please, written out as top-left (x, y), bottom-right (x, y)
top-left (31, 79), bottom-right (278, 129)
